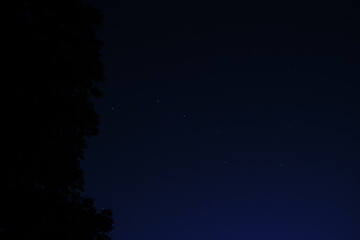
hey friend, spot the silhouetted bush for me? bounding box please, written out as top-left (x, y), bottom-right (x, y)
top-left (2, 1), bottom-right (113, 239)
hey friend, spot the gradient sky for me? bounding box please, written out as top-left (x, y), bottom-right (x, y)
top-left (82, 1), bottom-right (360, 239)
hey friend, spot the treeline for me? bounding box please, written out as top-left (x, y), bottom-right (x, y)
top-left (2, 1), bottom-right (113, 239)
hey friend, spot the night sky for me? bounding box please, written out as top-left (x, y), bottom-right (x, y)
top-left (82, 1), bottom-right (360, 239)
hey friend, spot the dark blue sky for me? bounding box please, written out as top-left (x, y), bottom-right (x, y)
top-left (82, 1), bottom-right (360, 239)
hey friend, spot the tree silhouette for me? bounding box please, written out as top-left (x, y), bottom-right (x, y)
top-left (2, 1), bottom-right (113, 239)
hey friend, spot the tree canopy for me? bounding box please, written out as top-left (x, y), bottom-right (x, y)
top-left (2, 1), bottom-right (113, 239)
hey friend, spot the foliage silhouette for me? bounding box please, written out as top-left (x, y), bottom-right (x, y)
top-left (2, 1), bottom-right (113, 239)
